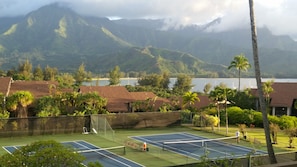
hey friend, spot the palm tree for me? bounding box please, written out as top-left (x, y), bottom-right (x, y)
top-left (209, 85), bottom-right (234, 134)
top-left (6, 91), bottom-right (34, 118)
top-left (218, 86), bottom-right (234, 135)
top-left (0, 93), bottom-right (9, 120)
top-left (263, 80), bottom-right (274, 114)
top-left (228, 54), bottom-right (251, 91)
top-left (249, 0), bottom-right (277, 164)
top-left (182, 91), bottom-right (200, 109)
top-left (263, 80), bottom-right (274, 103)
top-left (6, 91), bottom-right (34, 131)
top-left (209, 87), bottom-right (222, 130)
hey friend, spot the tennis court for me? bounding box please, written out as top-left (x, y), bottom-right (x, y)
top-left (3, 140), bottom-right (144, 167)
top-left (132, 132), bottom-right (267, 160)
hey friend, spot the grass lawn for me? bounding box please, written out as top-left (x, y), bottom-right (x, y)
top-left (201, 125), bottom-right (297, 153)
top-left (0, 125), bottom-right (297, 166)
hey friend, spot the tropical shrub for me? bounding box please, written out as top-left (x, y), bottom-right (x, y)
top-left (270, 123), bottom-right (280, 144)
top-left (253, 111), bottom-right (263, 127)
top-left (181, 109), bottom-right (192, 123)
top-left (193, 114), bottom-right (203, 127)
top-left (285, 128), bottom-right (297, 148)
top-left (227, 106), bottom-right (244, 125)
top-left (193, 114), bottom-right (219, 130)
top-left (278, 115), bottom-right (297, 129)
top-left (0, 140), bottom-right (85, 167)
top-left (241, 109), bottom-right (256, 125)
top-left (268, 115), bottom-right (280, 125)
top-left (206, 115), bottom-right (219, 131)
top-left (203, 107), bottom-right (217, 116)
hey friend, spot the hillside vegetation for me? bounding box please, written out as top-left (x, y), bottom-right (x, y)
top-left (1, 4), bottom-right (297, 77)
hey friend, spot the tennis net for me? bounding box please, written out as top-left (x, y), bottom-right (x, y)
top-left (77, 146), bottom-right (126, 159)
top-left (162, 136), bottom-right (238, 151)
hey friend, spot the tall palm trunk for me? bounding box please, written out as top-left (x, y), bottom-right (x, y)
top-left (225, 97), bottom-right (228, 135)
top-left (238, 69), bottom-right (241, 91)
top-left (217, 98), bottom-right (220, 131)
top-left (248, 0), bottom-right (277, 164)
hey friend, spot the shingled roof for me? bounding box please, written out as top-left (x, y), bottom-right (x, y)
top-left (130, 92), bottom-right (170, 111)
top-left (270, 83), bottom-right (297, 107)
top-left (196, 95), bottom-right (213, 108)
top-left (79, 86), bottom-right (134, 112)
top-left (130, 92), bottom-right (157, 100)
top-left (9, 80), bottom-right (58, 98)
top-left (0, 77), bottom-right (12, 96)
top-left (251, 82), bottom-right (297, 107)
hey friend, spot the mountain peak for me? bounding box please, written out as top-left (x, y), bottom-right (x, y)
top-left (1, 4), bottom-right (297, 77)
top-left (26, 3), bottom-right (76, 19)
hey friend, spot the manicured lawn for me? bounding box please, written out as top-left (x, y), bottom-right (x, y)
top-left (197, 125), bottom-right (297, 153)
top-left (0, 125), bottom-right (296, 166)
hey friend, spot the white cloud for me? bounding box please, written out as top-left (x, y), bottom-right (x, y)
top-left (0, 0), bottom-right (297, 38)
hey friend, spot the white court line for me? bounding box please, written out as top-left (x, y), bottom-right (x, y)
top-left (181, 132), bottom-right (266, 154)
top-left (133, 132), bottom-right (266, 160)
top-left (74, 140), bottom-right (144, 167)
top-left (133, 135), bottom-right (204, 160)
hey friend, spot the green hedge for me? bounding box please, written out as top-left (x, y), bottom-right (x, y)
top-left (204, 106), bottom-right (297, 129)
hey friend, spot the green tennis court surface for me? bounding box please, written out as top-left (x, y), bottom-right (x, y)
top-left (3, 140), bottom-right (144, 167)
top-left (132, 132), bottom-right (267, 160)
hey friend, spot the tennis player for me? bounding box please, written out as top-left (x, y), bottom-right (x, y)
top-left (236, 130), bottom-right (240, 143)
top-left (143, 142), bottom-right (147, 151)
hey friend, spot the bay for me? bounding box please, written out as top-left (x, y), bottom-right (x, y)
top-left (84, 78), bottom-right (297, 92)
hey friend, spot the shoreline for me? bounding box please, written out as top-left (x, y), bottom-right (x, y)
top-left (92, 78), bottom-right (138, 80)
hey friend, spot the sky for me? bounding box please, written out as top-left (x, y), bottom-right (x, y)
top-left (1, 0), bottom-right (297, 39)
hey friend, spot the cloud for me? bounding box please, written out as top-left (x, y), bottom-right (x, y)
top-left (0, 0), bottom-right (55, 17)
top-left (255, 0), bottom-right (297, 37)
top-left (0, 0), bottom-right (297, 38)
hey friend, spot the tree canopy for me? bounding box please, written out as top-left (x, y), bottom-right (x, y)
top-left (172, 74), bottom-right (193, 94)
top-left (0, 140), bottom-right (85, 167)
top-left (228, 53), bottom-right (251, 91)
top-left (6, 91), bottom-right (34, 118)
top-left (109, 66), bottom-right (121, 85)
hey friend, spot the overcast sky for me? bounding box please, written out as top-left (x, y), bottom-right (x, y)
top-left (1, 0), bottom-right (297, 39)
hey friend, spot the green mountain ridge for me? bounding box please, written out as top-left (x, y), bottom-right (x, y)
top-left (0, 3), bottom-right (297, 77)
top-left (88, 47), bottom-right (227, 77)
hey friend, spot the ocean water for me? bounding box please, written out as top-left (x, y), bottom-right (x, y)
top-left (84, 78), bottom-right (297, 92)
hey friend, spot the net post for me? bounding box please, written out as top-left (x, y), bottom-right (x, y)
top-left (104, 118), bottom-right (107, 136)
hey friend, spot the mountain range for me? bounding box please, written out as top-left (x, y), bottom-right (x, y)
top-left (1, 3), bottom-right (297, 78)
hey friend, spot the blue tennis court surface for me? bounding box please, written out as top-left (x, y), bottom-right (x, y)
top-left (3, 140), bottom-right (144, 167)
top-left (132, 132), bottom-right (266, 160)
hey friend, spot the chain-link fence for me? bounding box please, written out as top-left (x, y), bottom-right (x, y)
top-left (0, 112), bottom-right (181, 137)
top-left (0, 116), bottom-right (90, 137)
top-left (98, 112), bottom-right (181, 129)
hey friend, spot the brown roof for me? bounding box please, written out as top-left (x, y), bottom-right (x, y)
top-left (196, 95), bottom-right (213, 108)
top-left (251, 82), bottom-right (297, 107)
top-left (171, 95), bottom-right (212, 109)
top-left (79, 86), bottom-right (134, 112)
top-left (270, 83), bottom-right (297, 107)
top-left (130, 92), bottom-right (158, 101)
top-left (130, 92), bottom-right (170, 111)
top-left (0, 77), bottom-right (12, 96)
top-left (9, 80), bottom-right (58, 98)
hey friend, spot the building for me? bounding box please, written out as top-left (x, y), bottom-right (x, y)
top-left (1, 77), bottom-right (214, 113)
top-left (252, 82), bottom-right (297, 116)
top-left (0, 77), bottom-right (59, 98)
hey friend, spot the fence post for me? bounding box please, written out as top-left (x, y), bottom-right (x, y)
top-left (248, 155), bottom-right (252, 167)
